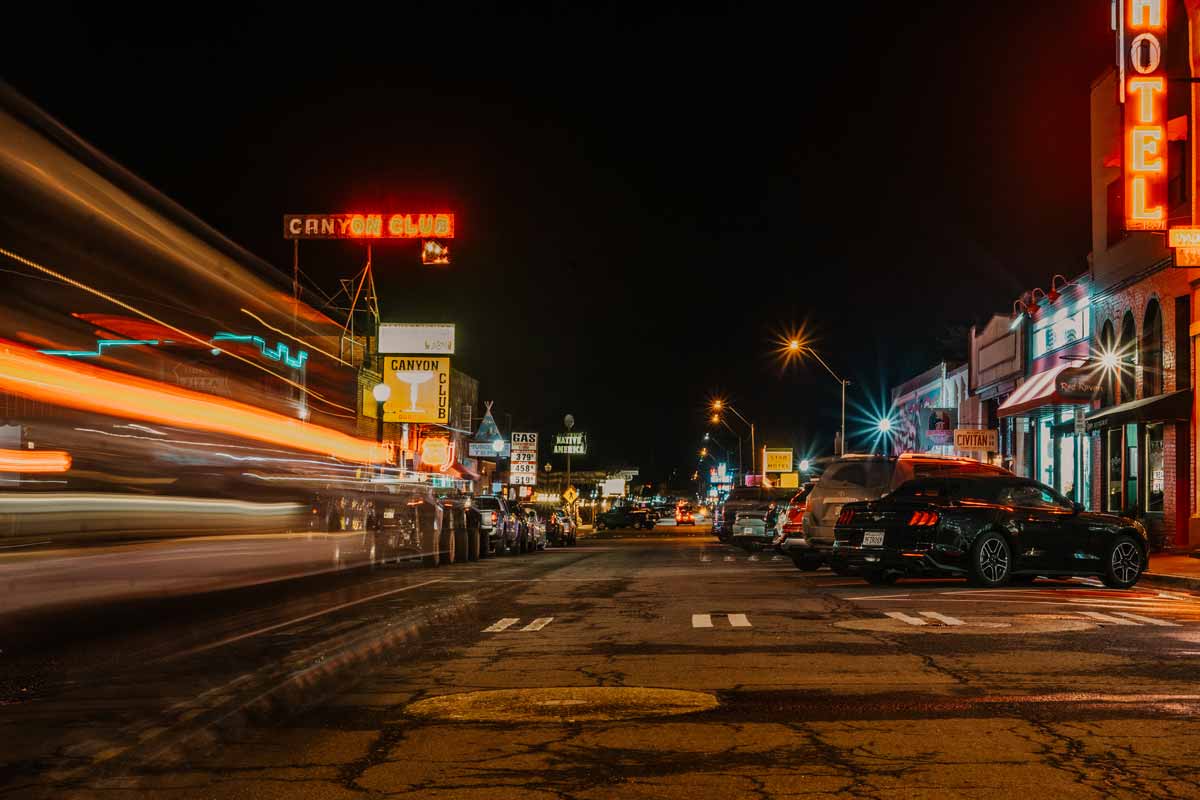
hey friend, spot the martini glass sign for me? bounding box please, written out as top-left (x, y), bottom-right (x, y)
top-left (393, 369), bottom-right (435, 412)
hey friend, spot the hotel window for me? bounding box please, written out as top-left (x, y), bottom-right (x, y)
top-left (1146, 423), bottom-right (1164, 513)
top-left (1141, 299), bottom-right (1162, 398)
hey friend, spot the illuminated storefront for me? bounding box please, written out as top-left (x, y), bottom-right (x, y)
top-left (998, 276), bottom-right (1095, 507)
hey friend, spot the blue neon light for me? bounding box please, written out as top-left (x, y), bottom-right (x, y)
top-left (40, 339), bottom-right (160, 358)
top-left (211, 333), bottom-right (308, 369)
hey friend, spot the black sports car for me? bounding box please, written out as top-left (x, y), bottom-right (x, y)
top-left (830, 476), bottom-right (1148, 588)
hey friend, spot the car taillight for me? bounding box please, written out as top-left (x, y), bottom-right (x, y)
top-left (787, 507), bottom-right (804, 521)
top-left (836, 509), bottom-right (855, 525)
top-left (908, 510), bottom-right (940, 527)
top-left (490, 511), bottom-right (498, 525)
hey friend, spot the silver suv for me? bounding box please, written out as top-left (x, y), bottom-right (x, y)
top-left (800, 454), bottom-right (1010, 568)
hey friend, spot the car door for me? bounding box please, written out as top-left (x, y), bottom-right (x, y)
top-left (1004, 482), bottom-right (1075, 571)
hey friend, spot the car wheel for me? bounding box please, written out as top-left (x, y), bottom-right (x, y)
top-left (863, 570), bottom-right (898, 585)
top-left (968, 531), bottom-right (1011, 587)
top-left (1102, 534), bottom-right (1144, 589)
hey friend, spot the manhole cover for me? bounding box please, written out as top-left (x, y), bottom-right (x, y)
top-left (406, 686), bottom-right (719, 722)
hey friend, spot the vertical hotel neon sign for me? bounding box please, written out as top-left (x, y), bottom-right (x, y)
top-left (1121, 0), bottom-right (1168, 231)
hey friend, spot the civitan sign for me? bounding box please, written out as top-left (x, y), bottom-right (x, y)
top-left (1120, 0), bottom-right (1167, 231)
top-left (283, 214), bottom-right (455, 239)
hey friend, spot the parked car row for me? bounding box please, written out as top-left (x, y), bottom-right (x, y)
top-left (719, 453), bottom-right (1148, 589)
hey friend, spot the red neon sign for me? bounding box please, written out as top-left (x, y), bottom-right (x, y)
top-left (1123, 0), bottom-right (1167, 232)
top-left (283, 214), bottom-right (455, 240)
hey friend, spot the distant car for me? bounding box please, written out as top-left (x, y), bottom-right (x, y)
top-left (545, 509), bottom-right (578, 546)
top-left (729, 510), bottom-right (770, 549)
top-left (472, 494), bottom-right (526, 555)
top-left (596, 505), bottom-right (657, 530)
top-left (716, 486), bottom-right (795, 542)
top-left (675, 505), bottom-right (695, 525)
top-left (514, 504), bottom-right (547, 551)
top-left (831, 476), bottom-right (1148, 588)
top-left (801, 454), bottom-right (1011, 570)
top-left (770, 482), bottom-right (819, 569)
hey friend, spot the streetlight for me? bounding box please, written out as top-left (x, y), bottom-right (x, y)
top-left (709, 413), bottom-right (743, 478)
top-left (711, 399), bottom-right (756, 481)
top-left (785, 339), bottom-right (850, 457)
top-left (878, 417), bottom-right (892, 457)
top-left (372, 383), bottom-right (391, 472)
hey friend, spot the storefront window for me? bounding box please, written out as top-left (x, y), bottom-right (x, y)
top-left (1146, 423), bottom-right (1164, 513)
top-left (1058, 410), bottom-right (1075, 500)
top-left (1079, 434), bottom-right (1091, 510)
top-left (1107, 428), bottom-right (1122, 512)
top-left (1038, 417), bottom-right (1054, 488)
top-left (1124, 423), bottom-right (1139, 512)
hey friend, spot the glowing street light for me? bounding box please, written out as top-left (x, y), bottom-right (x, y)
top-left (780, 335), bottom-right (850, 456)
top-left (709, 398), bottom-right (756, 480)
top-left (799, 459), bottom-right (811, 473)
top-left (877, 418), bottom-right (892, 433)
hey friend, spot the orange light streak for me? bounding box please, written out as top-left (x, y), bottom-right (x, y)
top-left (0, 448), bottom-right (72, 473)
top-left (0, 341), bottom-right (387, 464)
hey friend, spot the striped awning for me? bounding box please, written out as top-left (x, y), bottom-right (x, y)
top-left (997, 363), bottom-right (1097, 418)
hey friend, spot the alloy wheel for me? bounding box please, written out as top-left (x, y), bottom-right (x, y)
top-left (978, 537), bottom-right (1009, 583)
top-left (1111, 541), bottom-right (1141, 584)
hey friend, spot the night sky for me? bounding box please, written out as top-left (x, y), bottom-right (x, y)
top-left (6, 2), bottom-right (1113, 484)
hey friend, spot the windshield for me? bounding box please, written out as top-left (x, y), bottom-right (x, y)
top-left (822, 460), bottom-right (893, 489)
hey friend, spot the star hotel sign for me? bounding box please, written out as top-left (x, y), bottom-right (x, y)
top-left (283, 213), bottom-right (455, 239)
top-left (1121, 0), bottom-right (1167, 232)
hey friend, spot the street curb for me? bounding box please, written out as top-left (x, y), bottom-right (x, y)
top-left (1141, 572), bottom-right (1200, 592)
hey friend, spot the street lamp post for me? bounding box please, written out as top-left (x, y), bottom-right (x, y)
top-left (371, 382), bottom-right (391, 473)
top-left (789, 340), bottom-right (850, 457)
top-left (710, 412), bottom-right (743, 478)
top-left (712, 400), bottom-right (755, 481)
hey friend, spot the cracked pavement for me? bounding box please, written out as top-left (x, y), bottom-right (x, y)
top-left (3, 530), bottom-right (1200, 798)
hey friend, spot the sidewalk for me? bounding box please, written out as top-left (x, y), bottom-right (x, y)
top-left (1143, 553), bottom-right (1200, 592)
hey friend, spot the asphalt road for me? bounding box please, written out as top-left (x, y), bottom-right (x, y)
top-left (3, 526), bottom-right (1200, 799)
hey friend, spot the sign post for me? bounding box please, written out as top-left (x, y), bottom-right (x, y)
top-left (510, 432), bottom-right (539, 486)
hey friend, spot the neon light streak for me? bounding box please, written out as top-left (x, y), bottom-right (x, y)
top-left (1127, 77), bottom-right (1164, 123)
top-left (0, 340), bottom-right (387, 464)
top-left (39, 339), bottom-right (160, 358)
top-left (212, 333), bottom-right (308, 369)
top-left (0, 448), bottom-right (72, 473)
top-left (1129, 176), bottom-right (1164, 223)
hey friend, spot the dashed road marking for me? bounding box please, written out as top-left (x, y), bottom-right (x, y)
top-left (884, 611), bottom-right (928, 626)
top-left (770, 555), bottom-right (782, 562)
top-left (728, 613), bottom-right (752, 628)
top-left (723, 556), bottom-right (735, 562)
top-left (920, 611), bottom-right (965, 626)
top-left (1112, 612), bottom-right (1180, 627)
top-left (1080, 611), bottom-right (1140, 626)
top-left (692, 613), bottom-right (751, 628)
top-left (484, 618), bottom-right (520, 632)
top-left (747, 554), bottom-right (759, 562)
top-left (692, 614), bottom-right (714, 628)
top-left (521, 617), bottom-right (554, 631)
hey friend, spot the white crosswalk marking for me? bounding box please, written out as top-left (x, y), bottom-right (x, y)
top-left (484, 618), bottom-right (520, 632)
top-left (692, 614), bottom-right (714, 628)
top-left (884, 611), bottom-right (928, 626)
top-left (747, 554), bottom-right (759, 562)
top-left (920, 611), bottom-right (965, 626)
top-left (1113, 612), bottom-right (1180, 627)
top-left (1080, 611), bottom-right (1140, 625)
top-left (728, 613), bottom-right (752, 628)
top-left (723, 556), bottom-right (735, 562)
top-left (521, 617), bottom-right (554, 631)
top-left (700, 556), bottom-right (711, 562)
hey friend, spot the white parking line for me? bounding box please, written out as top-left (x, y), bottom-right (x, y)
top-left (692, 614), bottom-right (714, 628)
top-left (920, 611), bottom-right (965, 626)
top-left (521, 617), bottom-right (554, 631)
top-left (723, 556), bottom-right (735, 562)
top-left (1080, 611), bottom-right (1140, 626)
top-left (484, 618), bottom-right (520, 632)
top-left (1113, 612), bottom-right (1180, 627)
top-left (884, 611), bottom-right (928, 626)
top-left (728, 613), bottom-right (752, 628)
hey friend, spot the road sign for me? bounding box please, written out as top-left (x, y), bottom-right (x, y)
top-left (511, 432), bottom-right (538, 486)
top-left (563, 486), bottom-right (579, 504)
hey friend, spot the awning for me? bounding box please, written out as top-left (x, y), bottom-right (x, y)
top-left (1085, 389), bottom-right (1192, 432)
top-left (997, 363), bottom-right (1099, 418)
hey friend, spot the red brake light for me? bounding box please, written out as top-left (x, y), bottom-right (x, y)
top-left (836, 509), bottom-right (855, 525)
top-left (908, 510), bottom-right (939, 527)
top-left (490, 511), bottom-right (498, 525)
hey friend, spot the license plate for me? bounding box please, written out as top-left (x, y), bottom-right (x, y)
top-left (861, 530), bottom-right (885, 547)
top-left (383, 509), bottom-right (395, 519)
top-left (743, 527), bottom-right (755, 534)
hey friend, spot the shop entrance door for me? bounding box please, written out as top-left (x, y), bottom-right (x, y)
top-left (1124, 423), bottom-right (1139, 512)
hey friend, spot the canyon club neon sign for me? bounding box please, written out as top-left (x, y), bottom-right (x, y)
top-left (1120, 0), bottom-right (1167, 232)
top-left (283, 213), bottom-right (455, 239)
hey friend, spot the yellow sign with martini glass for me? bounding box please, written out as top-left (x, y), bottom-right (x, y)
top-left (383, 357), bottom-right (451, 423)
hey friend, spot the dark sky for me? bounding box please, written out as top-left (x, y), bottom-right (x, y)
top-left (6, 2), bottom-right (1113, 484)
